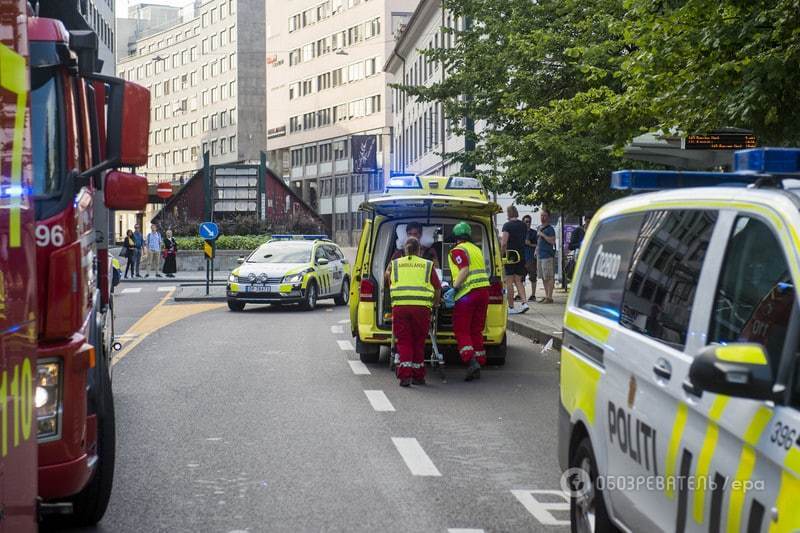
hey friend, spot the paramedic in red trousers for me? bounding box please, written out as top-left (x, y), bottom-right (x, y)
top-left (446, 221), bottom-right (491, 381)
top-left (389, 237), bottom-right (442, 387)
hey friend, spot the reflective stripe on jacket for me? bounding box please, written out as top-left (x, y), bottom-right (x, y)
top-left (448, 241), bottom-right (490, 301)
top-left (390, 255), bottom-right (435, 308)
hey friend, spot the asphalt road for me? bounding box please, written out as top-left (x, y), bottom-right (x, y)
top-left (66, 290), bottom-right (567, 532)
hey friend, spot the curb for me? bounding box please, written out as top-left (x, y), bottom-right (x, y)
top-left (507, 317), bottom-right (563, 349)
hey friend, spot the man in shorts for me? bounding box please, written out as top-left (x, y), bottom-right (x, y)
top-left (537, 209), bottom-right (557, 303)
top-left (522, 214), bottom-right (538, 299)
top-left (501, 205), bottom-right (529, 314)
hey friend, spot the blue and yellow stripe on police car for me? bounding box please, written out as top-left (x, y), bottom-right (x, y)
top-left (770, 447), bottom-right (800, 532)
top-left (692, 396), bottom-right (729, 524)
top-left (727, 406), bottom-right (772, 533)
top-left (0, 42), bottom-right (28, 248)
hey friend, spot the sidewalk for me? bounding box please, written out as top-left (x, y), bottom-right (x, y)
top-left (506, 285), bottom-right (567, 349)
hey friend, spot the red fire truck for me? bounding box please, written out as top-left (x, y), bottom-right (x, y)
top-left (1, 0), bottom-right (151, 527)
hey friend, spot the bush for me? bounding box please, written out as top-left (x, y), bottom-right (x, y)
top-left (174, 235), bottom-right (271, 251)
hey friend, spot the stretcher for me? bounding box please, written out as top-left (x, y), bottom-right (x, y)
top-left (388, 305), bottom-right (447, 383)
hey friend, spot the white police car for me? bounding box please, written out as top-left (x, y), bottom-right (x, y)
top-left (560, 148), bottom-right (800, 532)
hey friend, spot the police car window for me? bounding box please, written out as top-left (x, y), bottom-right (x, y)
top-left (315, 246), bottom-right (328, 261)
top-left (576, 213), bottom-right (645, 321)
top-left (247, 242), bottom-right (311, 263)
top-left (322, 245), bottom-right (339, 261)
top-left (708, 216), bottom-right (792, 371)
top-left (620, 210), bottom-right (717, 349)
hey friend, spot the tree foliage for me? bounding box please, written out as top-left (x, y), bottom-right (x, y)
top-left (399, 0), bottom-right (800, 213)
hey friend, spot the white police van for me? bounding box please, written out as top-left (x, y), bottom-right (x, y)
top-left (559, 148), bottom-right (800, 532)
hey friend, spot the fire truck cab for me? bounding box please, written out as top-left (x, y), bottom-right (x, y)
top-left (26, 0), bottom-right (150, 525)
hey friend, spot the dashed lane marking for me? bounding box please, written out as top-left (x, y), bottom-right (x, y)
top-left (121, 287), bottom-right (142, 294)
top-left (337, 339), bottom-right (354, 351)
top-left (448, 529), bottom-right (485, 533)
top-left (511, 490), bottom-right (570, 526)
top-left (338, 319), bottom-right (350, 324)
top-left (392, 438), bottom-right (442, 477)
top-left (364, 390), bottom-right (395, 412)
top-left (348, 360), bottom-right (371, 375)
top-left (330, 325), bottom-right (344, 334)
top-left (158, 286), bottom-right (177, 292)
top-left (111, 290), bottom-right (224, 366)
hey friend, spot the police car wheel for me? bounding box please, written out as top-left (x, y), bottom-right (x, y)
top-left (227, 300), bottom-right (245, 312)
top-left (302, 282), bottom-right (318, 311)
top-left (570, 437), bottom-right (617, 533)
top-left (334, 278), bottom-right (350, 306)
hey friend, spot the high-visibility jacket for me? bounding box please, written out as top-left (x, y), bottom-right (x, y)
top-left (390, 255), bottom-right (435, 308)
top-left (448, 241), bottom-right (490, 301)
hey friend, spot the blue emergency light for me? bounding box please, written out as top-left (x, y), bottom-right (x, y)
top-left (271, 234), bottom-right (329, 240)
top-left (612, 147), bottom-right (800, 191)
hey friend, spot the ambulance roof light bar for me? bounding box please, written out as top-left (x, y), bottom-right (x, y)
top-left (386, 174), bottom-right (423, 189)
top-left (445, 176), bottom-right (483, 190)
top-left (612, 147), bottom-right (800, 191)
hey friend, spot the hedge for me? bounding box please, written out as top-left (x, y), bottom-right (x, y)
top-left (174, 235), bottom-right (271, 251)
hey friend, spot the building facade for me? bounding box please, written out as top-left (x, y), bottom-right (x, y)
top-left (265, 0), bottom-right (419, 244)
top-left (385, 0), bottom-right (531, 226)
top-left (115, 0), bottom-right (267, 238)
top-left (79, 0), bottom-right (115, 75)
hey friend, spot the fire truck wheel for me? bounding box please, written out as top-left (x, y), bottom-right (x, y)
top-left (70, 358), bottom-right (116, 526)
top-left (227, 300), bottom-right (246, 312)
top-left (486, 336), bottom-right (507, 366)
top-left (334, 277), bottom-right (350, 306)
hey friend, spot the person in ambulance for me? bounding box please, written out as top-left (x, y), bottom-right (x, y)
top-left (388, 237), bottom-right (442, 387)
top-left (446, 221), bottom-right (492, 381)
top-left (384, 221), bottom-right (440, 284)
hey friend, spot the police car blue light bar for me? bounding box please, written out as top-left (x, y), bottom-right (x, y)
top-left (611, 170), bottom-right (759, 191)
top-left (271, 234), bottom-right (329, 240)
top-left (734, 147), bottom-right (800, 174)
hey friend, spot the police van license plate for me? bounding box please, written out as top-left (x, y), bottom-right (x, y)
top-left (246, 284), bottom-right (274, 293)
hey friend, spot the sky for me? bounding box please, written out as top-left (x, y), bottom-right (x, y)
top-left (115, 0), bottom-right (192, 18)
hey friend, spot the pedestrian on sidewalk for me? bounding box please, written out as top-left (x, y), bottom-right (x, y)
top-left (144, 223), bottom-right (163, 278)
top-left (122, 230), bottom-right (136, 278)
top-left (501, 205), bottom-right (529, 314)
top-left (389, 237), bottom-right (441, 387)
top-left (132, 224), bottom-right (144, 277)
top-left (162, 230), bottom-right (178, 278)
top-left (446, 221), bottom-right (491, 381)
top-left (522, 214), bottom-right (538, 301)
top-left (537, 209), bottom-right (557, 303)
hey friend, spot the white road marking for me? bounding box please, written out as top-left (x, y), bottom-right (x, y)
top-left (448, 529), bottom-right (485, 533)
top-left (348, 360), bottom-right (371, 375)
top-left (364, 390), bottom-right (395, 412)
top-left (330, 325), bottom-right (344, 334)
top-left (337, 339), bottom-right (354, 351)
top-left (511, 490), bottom-right (570, 526)
top-left (338, 319), bottom-right (350, 324)
top-left (121, 287), bottom-right (142, 294)
top-left (391, 438), bottom-right (442, 477)
top-left (158, 286), bottom-right (177, 292)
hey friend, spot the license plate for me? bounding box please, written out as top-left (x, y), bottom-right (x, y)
top-left (246, 284), bottom-right (273, 292)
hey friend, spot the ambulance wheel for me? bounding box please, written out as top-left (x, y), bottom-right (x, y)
top-left (301, 282), bottom-right (318, 311)
top-left (487, 336), bottom-right (507, 366)
top-left (69, 355), bottom-right (116, 526)
top-left (569, 436), bottom-right (616, 533)
top-left (334, 277), bottom-right (350, 306)
top-left (357, 337), bottom-right (380, 364)
top-left (227, 300), bottom-right (245, 312)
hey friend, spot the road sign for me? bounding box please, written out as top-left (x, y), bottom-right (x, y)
top-left (203, 241), bottom-right (214, 259)
top-left (199, 221), bottom-right (219, 240)
top-left (157, 182), bottom-right (173, 199)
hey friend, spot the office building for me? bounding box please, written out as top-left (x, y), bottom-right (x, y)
top-left (265, 0), bottom-right (419, 243)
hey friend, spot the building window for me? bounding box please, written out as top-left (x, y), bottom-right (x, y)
top-left (320, 143), bottom-right (332, 162)
top-left (291, 148), bottom-right (303, 167)
top-left (305, 146), bottom-right (318, 165)
top-left (289, 116), bottom-right (301, 133)
top-left (333, 140), bottom-right (348, 160)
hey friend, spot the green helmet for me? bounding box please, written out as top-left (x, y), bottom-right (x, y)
top-left (453, 221), bottom-right (472, 238)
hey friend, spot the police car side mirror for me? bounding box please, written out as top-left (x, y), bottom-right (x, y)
top-left (237, 257), bottom-right (245, 264)
top-left (689, 344), bottom-right (775, 401)
top-left (503, 250), bottom-right (521, 265)
top-left (317, 258), bottom-right (330, 266)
